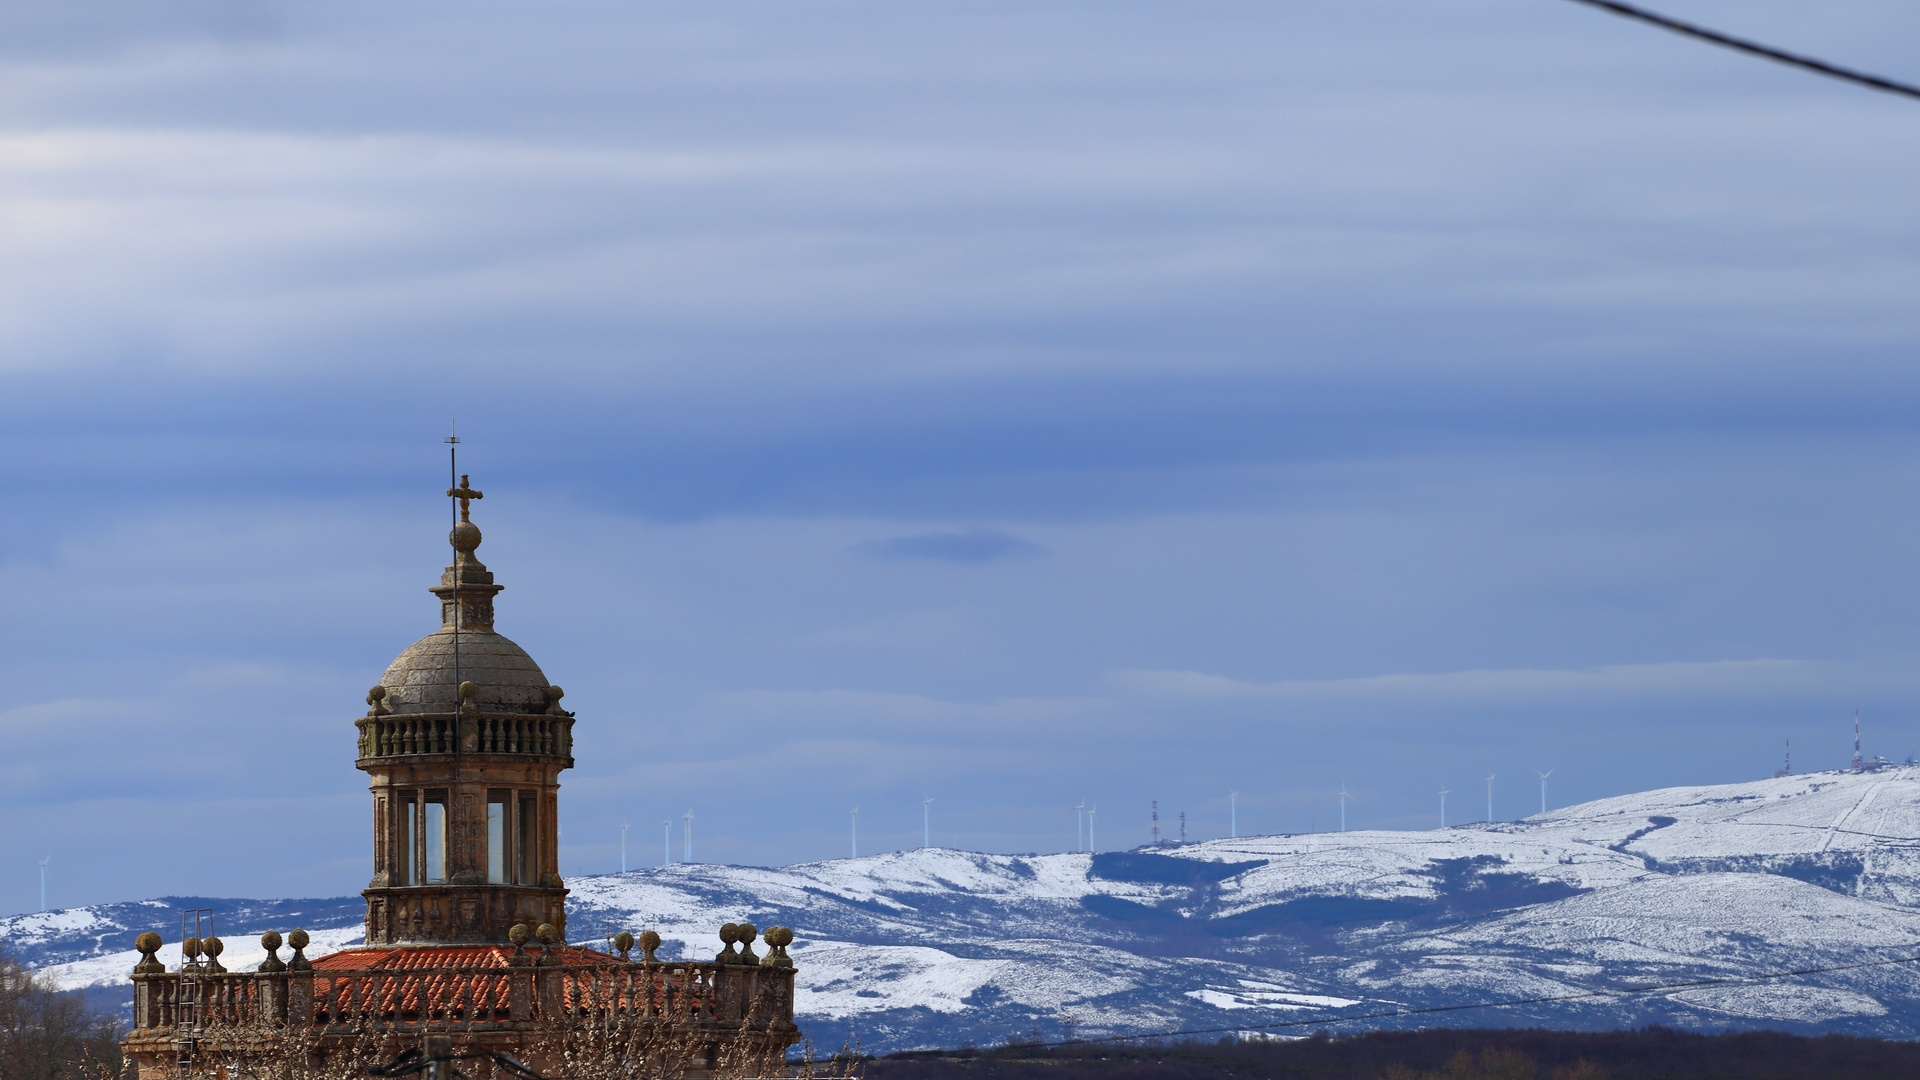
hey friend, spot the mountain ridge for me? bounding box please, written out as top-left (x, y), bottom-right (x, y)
top-left (9, 767), bottom-right (1920, 1053)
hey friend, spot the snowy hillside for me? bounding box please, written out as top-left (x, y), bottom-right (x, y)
top-left (10, 768), bottom-right (1920, 1052)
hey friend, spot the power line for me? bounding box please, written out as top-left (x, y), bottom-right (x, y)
top-left (1562, 0), bottom-right (1920, 102)
top-left (993, 950), bottom-right (1920, 1051)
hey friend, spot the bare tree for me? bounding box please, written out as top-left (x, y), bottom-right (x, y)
top-left (0, 943), bottom-right (124, 1080)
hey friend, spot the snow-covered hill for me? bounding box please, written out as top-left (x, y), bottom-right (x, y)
top-left (10, 768), bottom-right (1920, 1052)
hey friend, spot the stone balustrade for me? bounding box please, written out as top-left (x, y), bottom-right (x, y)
top-left (355, 713), bottom-right (573, 760)
top-left (124, 925), bottom-right (798, 1043)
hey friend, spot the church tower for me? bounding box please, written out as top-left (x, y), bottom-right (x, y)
top-left (123, 473), bottom-right (802, 1080)
top-left (356, 475), bottom-right (575, 944)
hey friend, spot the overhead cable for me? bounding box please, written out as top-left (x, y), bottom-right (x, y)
top-left (1561, 0), bottom-right (1920, 101)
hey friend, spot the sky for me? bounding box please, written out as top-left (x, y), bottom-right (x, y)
top-left (3, 0), bottom-right (1920, 915)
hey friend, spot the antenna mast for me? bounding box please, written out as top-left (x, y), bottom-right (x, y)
top-left (850, 806), bottom-right (859, 859)
top-left (922, 795), bottom-right (934, 849)
top-left (1438, 785), bottom-right (1450, 830)
top-left (1853, 710), bottom-right (1864, 771)
top-left (1179, 810), bottom-right (1187, 844)
top-left (1229, 790), bottom-right (1239, 839)
top-left (1485, 773), bottom-right (1495, 823)
top-left (1150, 800), bottom-right (1160, 845)
top-left (445, 424), bottom-right (461, 783)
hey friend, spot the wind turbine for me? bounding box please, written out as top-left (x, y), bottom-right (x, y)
top-left (1438, 785), bottom-right (1450, 830)
top-left (662, 820), bottom-right (671, 867)
top-left (922, 795), bottom-right (934, 849)
top-left (38, 856), bottom-right (48, 913)
top-left (1087, 803), bottom-right (1097, 853)
top-left (621, 821), bottom-right (629, 873)
top-left (850, 806), bottom-right (859, 859)
top-left (1485, 773), bottom-right (1495, 823)
top-left (1073, 801), bottom-right (1085, 852)
top-left (682, 809), bottom-right (694, 863)
top-left (1229, 791), bottom-right (1239, 839)
top-left (1535, 769), bottom-right (1554, 817)
top-left (1337, 780), bottom-right (1351, 833)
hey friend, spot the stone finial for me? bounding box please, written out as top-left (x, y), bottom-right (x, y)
top-left (736, 923), bottom-right (760, 966)
top-left (507, 923), bottom-right (532, 966)
top-left (287, 929), bottom-right (311, 971)
top-left (133, 932), bottom-right (165, 975)
top-left (536, 922), bottom-right (559, 945)
top-left (545, 686), bottom-right (571, 717)
top-left (458, 682), bottom-right (479, 715)
top-left (366, 686), bottom-right (390, 717)
top-left (639, 930), bottom-right (661, 963)
top-left (762, 926), bottom-right (795, 969)
top-left (613, 931), bottom-right (634, 961)
top-left (182, 937), bottom-right (203, 971)
top-left (258, 931), bottom-right (286, 972)
top-left (535, 923), bottom-right (561, 966)
top-left (203, 936), bottom-right (226, 974)
top-left (715, 923), bottom-right (741, 965)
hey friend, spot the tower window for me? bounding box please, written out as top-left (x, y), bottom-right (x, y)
top-left (400, 793), bottom-right (418, 886)
top-left (423, 791), bottom-right (447, 884)
top-left (487, 792), bottom-right (508, 884)
top-left (518, 794), bottom-right (537, 884)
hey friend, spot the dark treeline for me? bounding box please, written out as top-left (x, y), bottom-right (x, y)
top-left (0, 943), bottom-right (123, 1080)
top-left (868, 1027), bottom-right (1920, 1080)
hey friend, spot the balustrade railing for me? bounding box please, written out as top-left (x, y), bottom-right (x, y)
top-left (132, 962), bottom-right (791, 1036)
top-left (355, 714), bottom-right (571, 759)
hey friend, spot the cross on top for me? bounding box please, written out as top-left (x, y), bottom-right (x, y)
top-left (448, 474), bottom-right (483, 521)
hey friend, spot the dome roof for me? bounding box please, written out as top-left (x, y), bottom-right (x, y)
top-left (379, 628), bottom-right (552, 716)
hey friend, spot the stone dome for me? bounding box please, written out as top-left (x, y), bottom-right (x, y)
top-left (379, 628), bottom-right (552, 715)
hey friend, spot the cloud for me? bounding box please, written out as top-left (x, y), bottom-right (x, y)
top-left (1108, 659), bottom-right (1873, 706)
top-left (3, 0), bottom-right (1920, 909)
top-left (862, 528), bottom-right (1047, 564)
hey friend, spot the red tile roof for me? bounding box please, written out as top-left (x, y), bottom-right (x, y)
top-left (311, 944), bottom-right (618, 970)
top-left (304, 945), bottom-right (644, 1021)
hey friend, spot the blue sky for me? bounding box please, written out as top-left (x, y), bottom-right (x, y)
top-left (3, 0), bottom-right (1920, 914)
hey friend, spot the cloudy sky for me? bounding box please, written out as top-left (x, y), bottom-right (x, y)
top-left (3, 0), bottom-right (1919, 914)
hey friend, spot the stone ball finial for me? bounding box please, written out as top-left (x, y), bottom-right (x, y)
top-left (133, 932), bottom-right (165, 975)
top-left (508, 923), bottom-right (531, 946)
top-left (258, 931), bottom-right (286, 973)
top-left (535, 922), bottom-right (559, 944)
top-left (451, 520), bottom-right (482, 553)
top-left (203, 936), bottom-right (223, 957)
top-left (366, 686), bottom-right (390, 717)
top-left (719, 923), bottom-right (739, 944)
top-left (286, 928), bottom-right (312, 971)
top-left (182, 936), bottom-right (203, 961)
top-left (762, 926), bottom-right (795, 969)
top-left (613, 931), bottom-right (634, 960)
top-left (639, 930), bottom-right (661, 962)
